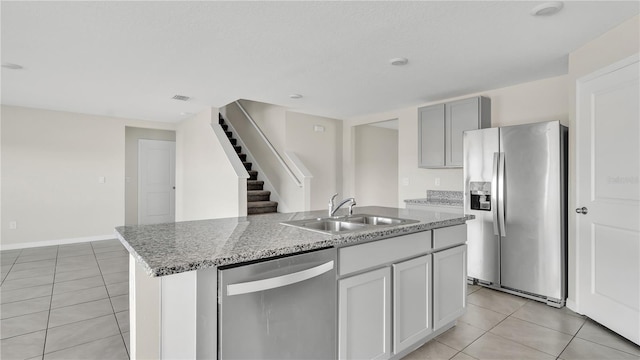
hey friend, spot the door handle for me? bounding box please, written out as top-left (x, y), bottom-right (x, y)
top-left (576, 207), bottom-right (588, 214)
top-left (497, 152), bottom-right (506, 236)
top-left (492, 153), bottom-right (500, 236)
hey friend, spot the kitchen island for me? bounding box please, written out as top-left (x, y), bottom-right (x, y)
top-left (116, 206), bottom-right (473, 359)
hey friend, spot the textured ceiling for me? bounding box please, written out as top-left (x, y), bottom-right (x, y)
top-left (1, 1), bottom-right (638, 122)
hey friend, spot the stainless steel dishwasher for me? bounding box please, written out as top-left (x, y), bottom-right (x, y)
top-left (218, 248), bottom-right (337, 359)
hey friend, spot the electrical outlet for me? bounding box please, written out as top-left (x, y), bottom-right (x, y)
top-left (9, 221), bottom-right (17, 230)
top-left (435, 177), bottom-right (441, 186)
top-left (98, 176), bottom-right (106, 184)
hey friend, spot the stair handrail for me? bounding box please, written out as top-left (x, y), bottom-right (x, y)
top-left (234, 100), bottom-right (303, 187)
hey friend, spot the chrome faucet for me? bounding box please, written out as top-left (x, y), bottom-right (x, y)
top-left (328, 193), bottom-right (356, 217)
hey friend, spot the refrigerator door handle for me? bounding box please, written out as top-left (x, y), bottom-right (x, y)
top-left (492, 152), bottom-right (500, 236)
top-left (498, 152), bottom-right (506, 236)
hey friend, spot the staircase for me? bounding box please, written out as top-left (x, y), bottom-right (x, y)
top-left (219, 114), bottom-right (278, 215)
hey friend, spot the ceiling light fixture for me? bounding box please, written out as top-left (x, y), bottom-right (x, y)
top-left (172, 94), bottom-right (190, 101)
top-left (2, 62), bottom-right (23, 70)
top-left (289, 94), bottom-right (303, 99)
top-left (530, 2), bottom-right (564, 16)
top-left (390, 57), bottom-right (409, 66)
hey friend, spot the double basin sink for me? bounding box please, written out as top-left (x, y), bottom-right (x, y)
top-left (281, 214), bottom-right (419, 234)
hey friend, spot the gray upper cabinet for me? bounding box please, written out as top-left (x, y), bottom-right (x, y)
top-left (419, 96), bottom-right (491, 168)
top-left (419, 104), bottom-right (446, 167)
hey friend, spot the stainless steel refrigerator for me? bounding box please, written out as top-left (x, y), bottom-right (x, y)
top-left (463, 120), bottom-right (568, 307)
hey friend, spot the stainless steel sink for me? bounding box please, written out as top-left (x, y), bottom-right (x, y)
top-left (343, 214), bottom-right (411, 226)
top-left (281, 214), bottom-right (419, 234)
top-left (299, 220), bottom-right (366, 232)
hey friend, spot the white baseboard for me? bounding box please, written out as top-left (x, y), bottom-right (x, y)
top-left (0, 234), bottom-right (115, 251)
top-left (566, 298), bottom-right (580, 314)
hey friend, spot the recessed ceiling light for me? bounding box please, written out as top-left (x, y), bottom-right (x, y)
top-left (172, 94), bottom-right (190, 101)
top-left (530, 2), bottom-right (564, 16)
top-left (390, 57), bottom-right (409, 66)
top-left (2, 62), bottom-right (23, 70)
top-left (180, 112), bottom-right (193, 116)
top-left (289, 94), bottom-right (303, 99)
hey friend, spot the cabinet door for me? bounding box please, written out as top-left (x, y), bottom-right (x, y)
top-left (393, 255), bottom-right (432, 354)
top-left (446, 97), bottom-right (480, 167)
top-left (339, 267), bottom-right (392, 360)
top-left (418, 104), bottom-right (445, 167)
top-left (433, 245), bottom-right (467, 330)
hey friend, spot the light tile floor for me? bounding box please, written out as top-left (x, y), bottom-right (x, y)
top-left (406, 285), bottom-right (640, 360)
top-left (1, 240), bottom-right (129, 360)
top-left (2, 241), bottom-right (639, 360)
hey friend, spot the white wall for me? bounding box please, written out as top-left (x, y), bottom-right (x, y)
top-left (286, 111), bottom-right (343, 210)
top-left (175, 108), bottom-right (243, 221)
top-left (566, 15), bottom-right (639, 308)
top-left (344, 75), bottom-right (569, 206)
top-left (1, 105), bottom-right (175, 249)
top-left (354, 124), bottom-right (398, 207)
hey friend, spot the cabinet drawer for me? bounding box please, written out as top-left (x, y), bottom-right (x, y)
top-left (339, 231), bottom-right (431, 276)
top-left (433, 224), bottom-right (466, 250)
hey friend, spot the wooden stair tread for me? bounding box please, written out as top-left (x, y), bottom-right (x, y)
top-left (247, 201), bottom-right (278, 208)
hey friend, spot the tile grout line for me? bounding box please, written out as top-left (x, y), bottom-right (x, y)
top-left (555, 319), bottom-right (587, 359)
top-left (41, 245), bottom-right (60, 360)
top-left (456, 299), bottom-right (563, 359)
top-left (566, 322), bottom-right (640, 357)
top-left (443, 296), bottom-right (525, 359)
top-left (92, 241), bottom-right (130, 359)
top-left (0, 249), bottom-right (23, 286)
top-left (37, 315), bottom-right (124, 357)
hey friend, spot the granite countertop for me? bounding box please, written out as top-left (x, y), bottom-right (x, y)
top-left (115, 206), bottom-right (473, 277)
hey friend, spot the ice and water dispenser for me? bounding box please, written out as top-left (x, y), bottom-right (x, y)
top-left (469, 181), bottom-right (491, 211)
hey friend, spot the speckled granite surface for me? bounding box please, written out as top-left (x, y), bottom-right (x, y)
top-left (405, 190), bottom-right (463, 207)
top-left (116, 206), bottom-right (473, 277)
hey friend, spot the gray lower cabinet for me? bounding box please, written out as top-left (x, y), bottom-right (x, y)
top-left (338, 227), bottom-right (466, 360)
top-left (419, 96), bottom-right (490, 168)
top-left (433, 244), bottom-right (467, 330)
top-left (338, 267), bottom-right (392, 360)
top-left (393, 255), bottom-right (432, 354)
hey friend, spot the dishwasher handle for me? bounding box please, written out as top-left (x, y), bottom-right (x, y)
top-left (226, 260), bottom-right (334, 296)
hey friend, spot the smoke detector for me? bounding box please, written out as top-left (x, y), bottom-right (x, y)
top-left (289, 94), bottom-right (303, 99)
top-left (172, 94), bottom-right (190, 101)
top-left (530, 2), bottom-right (564, 16)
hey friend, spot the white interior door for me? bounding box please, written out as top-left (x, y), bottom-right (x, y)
top-left (576, 54), bottom-right (639, 345)
top-left (138, 139), bottom-right (176, 225)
